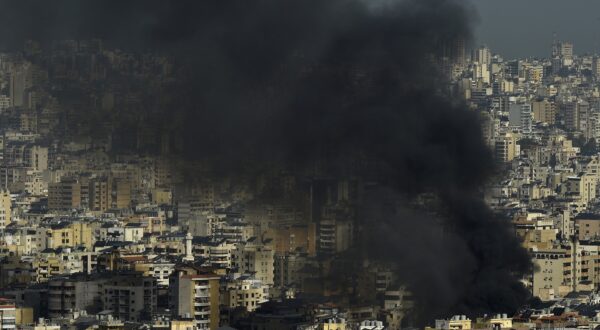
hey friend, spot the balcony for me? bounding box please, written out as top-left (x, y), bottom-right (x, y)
top-left (194, 297), bottom-right (210, 306)
top-left (194, 308), bottom-right (210, 315)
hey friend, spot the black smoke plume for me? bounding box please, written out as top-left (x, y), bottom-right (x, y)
top-left (0, 0), bottom-right (532, 323)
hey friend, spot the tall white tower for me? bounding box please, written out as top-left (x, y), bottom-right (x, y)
top-left (183, 232), bottom-right (194, 261)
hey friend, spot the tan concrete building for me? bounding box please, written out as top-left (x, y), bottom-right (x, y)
top-left (100, 273), bottom-right (157, 321)
top-left (433, 315), bottom-right (472, 330)
top-left (170, 269), bottom-right (220, 330)
top-left (47, 222), bottom-right (94, 250)
top-left (224, 277), bottom-right (268, 312)
top-left (89, 177), bottom-right (109, 212)
top-left (47, 276), bottom-right (100, 317)
top-left (48, 178), bottom-right (81, 210)
top-left (576, 214), bottom-right (600, 240)
top-left (318, 318), bottom-right (347, 330)
top-left (532, 99), bottom-right (556, 125)
top-left (495, 132), bottom-right (519, 163)
top-left (532, 242), bottom-right (600, 301)
top-left (170, 319), bottom-right (196, 330)
top-left (265, 224), bottom-right (316, 256)
top-left (0, 190), bottom-right (11, 228)
top-left (532, 249), bottom-right (572, 300)
top-left (113, 179), bottom-right (132, 209)
top-left (233, 240), bottom-right (274, 287)
top-left (152, 188), bottom-right (172, 205)
top-left (274, 251), bottom-right (309, 289)
top-left (563, 174), bottom-right (597, 206)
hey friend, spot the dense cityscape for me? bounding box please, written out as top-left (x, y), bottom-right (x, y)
top-left (2, 1), bottom-right (600, 330)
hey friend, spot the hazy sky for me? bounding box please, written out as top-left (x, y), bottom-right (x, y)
top-left (470, 0), bottom-right (600, 59)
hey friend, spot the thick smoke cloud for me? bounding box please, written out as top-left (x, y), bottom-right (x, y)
top-left (360, 188), bottom-right (530, 323)
top-left (0, 0), bottom-right (532, 324)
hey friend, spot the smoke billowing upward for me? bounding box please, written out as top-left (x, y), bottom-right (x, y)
top-left (0, 0), bottom-right (532, 323)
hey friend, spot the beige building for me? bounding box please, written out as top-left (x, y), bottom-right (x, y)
top-left (89, 177), bottom-right (109, 212)
top-left (48, 272), bottom-right (156, 321)
top-left (48, 178), bottom-right (81, 210)
top-left (130, 260), bottom-right (175, 286)
top-left (495, 132), bottom-right (519, 163)
top-left (47, 276), bottom-right (100, 317)
top-left (170, 269), bottom-right (220, 330)
top-left (233, 240), bottom-right (274, 287)
top-left (527, 65), bottom-right (544, 83)
top-left (563, 173), bottom-right (596, 206)
top-left (0, 190), bottom-right (11, 228)
top-left (3, 144), bottom-right (47, 171)
top-left (100, 273), bottom-right (157, 321)
top-left (432, 315), bottom-right (472, 330)
top-left (318, 317), bottom-right (347, 330)
top-left (532, 242), bottom-right (600, 301)
top-left (318, 219), bottom-right (353, 256)
top-left (28, 146), bottom-right (48, 171)
top-left (576, 214), bottom-right (600, 241)
top-left (532, 100), bottom-right (556, 125)
top-left (274, 251), bottom-right (309, 289)
top-left (170, 319), bottom-right (196, 330)
top-left (585, 156), bottom-right (600, 183)
top-left (47, 271), bottom-right (157, 321)
top-left (0, 227), bottom-right (47, 255)
top-left (47, 222), bottom-right (94, 250)
top-left (152, 188), bottom-right (172, 205)
top-left (224, 277), bottom-right (269, 312)
top-left (265, 224), bottom-right (316, 256)
top-left (113, 179), bottom-right (132, 209)
top-left (532, 249), bottom-right (572, 300)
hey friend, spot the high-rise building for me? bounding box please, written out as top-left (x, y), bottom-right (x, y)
top-left (170, 268), bottom-right (220, 330)
top-left (560, 42), bottom-right (573, 58)
top-left (532, 100), bottom-right (557, 125)
top-left (112, 178), bottom-right (132, 209)
top-left (48, 178), bottom-right (81, 210)
top-left (508, 102), bottom-right (532, 133)
top-left (3, 144), bottom-right (47, 170)
top-left (472, 63), bottom-right (490, 84)
top-left (578, 100), bottom-right (590, 135)
top-left (495, 133), bottom-right (519, 163)
top-left (593, 57), bottom-right (600, 78)
top-left (48, 277), bottom-right (99, 318)
top-left (0, 190), bottom-right (11, 229)
top-left (0, 95), bottom-right (10, 113)
top-left (233, 240), bottom-right (275, 287)
top-left (553, 40), bottom-right (573, 59)
top-left (552, 40), bottom-right (574, 66)
top-left (27, 146), bottom-right (48, 171)
top-left (527, 65), bottom-right (544, 83)
top-left (473, 46), bottom-right (492, 65)
top-left (89, 177), bottom-right (109, 212)
top-left (9, 64), bottom-right (31, 108)
top-left (100, 273), bottom-right (157, 322)
top-left (274, 251), bottom-right (309, 290)
top-left (563, 102), bottom-right (579, 131)
top-left (480, 112), bottom-right (499, 149)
